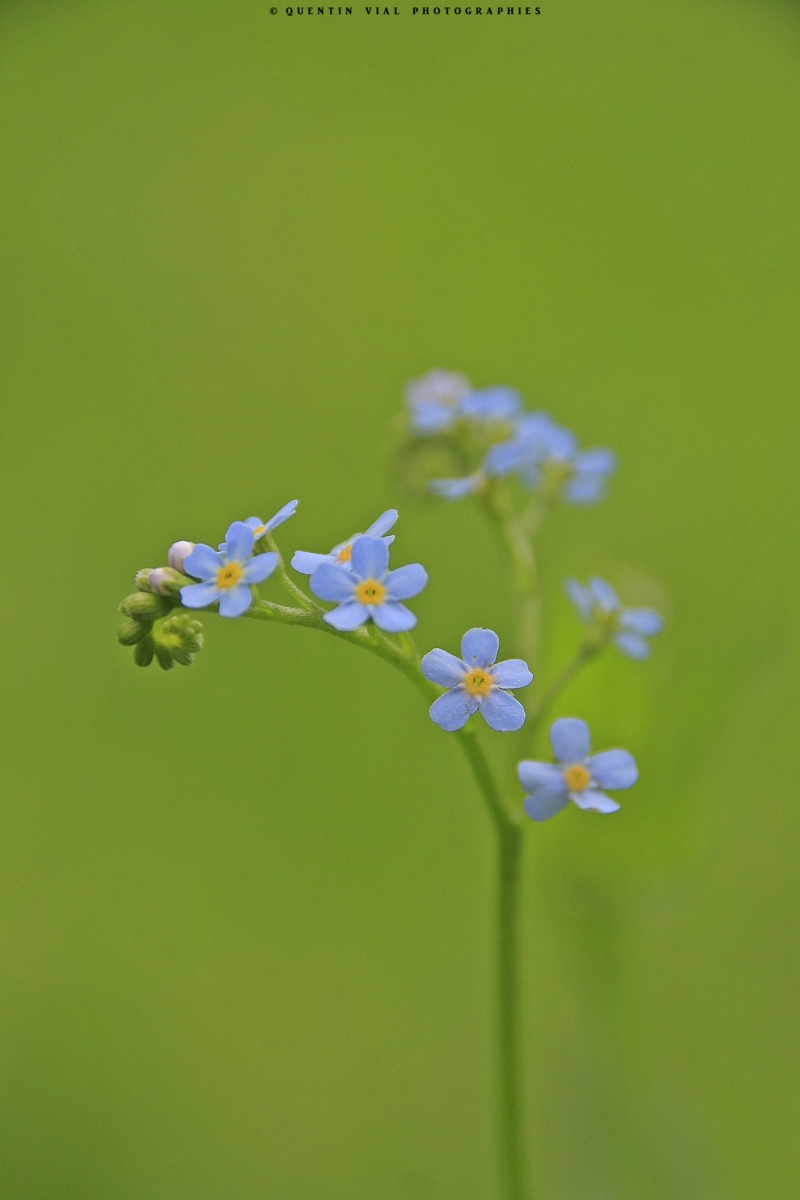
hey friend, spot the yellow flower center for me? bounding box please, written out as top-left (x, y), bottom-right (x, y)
top-left (463, 669), bottom-right (494, 696)
top-left (252, 525), bottom-right (266, 538)
top-left (563, 764), bottom-right (591, 792)
top-left (354, 578), bottom-right (386, 606)
top-left (216, 561), bottom-right (244, 590)
top-left (337, 543), bottom-right (353, 563)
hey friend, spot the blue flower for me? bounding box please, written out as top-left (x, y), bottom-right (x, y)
top-left (291, 509), bottom-right (398, 575)
top-left (519, 717), bottom-right (638, 821)
top-left (406, 369), bottom-right (471, 435)
top-left (458, 386), bottom-right (522, 424)
top-left (566, 576), bottom-right (664, 659)
top-left (181, 521), bottom-right (279, 618)
top-left (309, 535), bottom-right (427, 632)
top-left (421, 628), bottom-right (532, 732)
top-left (429, 472), bottom-right (486, 500)
top-left (486, 414), bottom-right (616, 504)
top-left (219, 500), bottom-right (298, 551)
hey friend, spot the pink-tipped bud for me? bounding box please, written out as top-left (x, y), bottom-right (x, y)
top-left (148, 568), bottom-right (173, 596)
top-left (168, 540), bottom-right (194, 572)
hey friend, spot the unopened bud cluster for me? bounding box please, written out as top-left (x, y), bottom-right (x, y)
top-left (117, 558), bottom-right (200, 669)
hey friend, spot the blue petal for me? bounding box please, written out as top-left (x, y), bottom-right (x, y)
top-left (574, 448), bottom-right (616, 475)
top-left (491, 659), bottom-right (533, 689)
top-left (461, 628), bottom-right (499, 668)
top-left (483, 442), bottom-right (524, 477)
top-left (524, 791), bottom-right (570, 822)
top-left (588, 749), bottom-right (638, 790)
top-left (564, 474), bottom-right (606, 504)
top-left (243, 552), bottom-right (279, 584)
top-left (479, 689), bottom-right (526, 732)
top-left (182, 543), bottom-right (223, 581)
top-left (459, 386), bottom-right (522, 422)
top-left (550, 717), bottom-right (591, 763)
top-left (589, 577), bottom-right (619, 612)
top-left (365, 509), bottom-right (398, 538)
top-left (421, 648), bottom-right (466, 687)
top-left (291, 550), bottom-right (332, 575)
top-left (371, 601), bottom-right (416, 632)
top-left (180, 581), bottom-right (220, 609)
top-left (411, 402), bottom-right (454, 434)
top-left (309, 563), bottom-right (355, 603)
top-left (517, 761), bottom-right (565, 794)
top-left (224, 521), bottom-right (255, 563)
top-left (430, 476), bottom-right (481, 499)
top-left (620, 607), bottom-right (663, 636)
top-left (323, 602), bottom-right (369, 631)
top-left (542, 423), bottom-right (577, 460)
top-left (218, 583), bottom-right (253, 618)
top-left (244, 516), bottom-right (264, 534)
top-left (565, 578), bottom-right (593, 620)
top-left (571, 788), bottom-right (620, 814)
top-left (350, 535), bottom-right (389, 581)
top-left (614, 632), bottom-right (651, 659)
top-left (263, 499), bottom-right (299, 533)
top-left (384, 563), bottom-right (428, 600)
top-left (429, 688), bottom-right (478, 731)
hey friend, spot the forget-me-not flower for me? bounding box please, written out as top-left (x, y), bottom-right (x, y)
top-left (487, 414), bottom-right (616, 504)
top-left (310, 535), bottom-right (427, 632)
top-left (181, 521), bottom-right (278, 618)
top-left (291, 509), bottom-right (398, 575)
top-left (458, 386), bottom-right (522, 425)
top-left (219, 500), bottom-right (298, 551)
top-left (519, 717), bottom-right (638, 821)
top-left (566, 576), bottom-right (664, 659)
top-left (406, 369), bottom-right (472, 435)
top-left (421, 628), bottom-right (532, 732)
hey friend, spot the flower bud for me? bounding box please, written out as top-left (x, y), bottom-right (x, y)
top-left (155, 613), bottom-right (204, 668)
top-left (168, 541), bottom-right (195, 573)
top-left (135, 569), bottom-right (155, 592)
top-left (133, 634), bottom-right (155, 667)
top-left (154, 642), bottom-right (175, 671)
top-left (119, 591), bottom-right (173, 621)
top-left (118, 617), bottom-right (151, 646)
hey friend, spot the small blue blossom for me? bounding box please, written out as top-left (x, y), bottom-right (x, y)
top-left (458, 386), bottom-right (522, 424)
top-left (421, 628), bottom-right (532, 732)
top-left (309, 535), bottom-right (427, 632)
top-left (406, 369), bottom-right (471, 435)
top-left (219, 499), bottom-right (298, 551)
top-left (486, 414), bottom-right (616, 504)
top-left (566, 576), bottom-right (664, 659)
top-left (429, 473), bottom-right (486, 500)
top-left (519, 717), bottom-right (638, 821)
top-left (181, 521), bottom-right (279, 618)
top-left (291, 509), bottom-right (398, 575)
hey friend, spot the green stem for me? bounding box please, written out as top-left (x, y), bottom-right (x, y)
top-left (264, 534), bottom-right (320, 612)
top-left (482, 486), bottom-right (546, 686)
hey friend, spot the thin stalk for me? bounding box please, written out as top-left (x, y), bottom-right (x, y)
top-left (264, 534), bottom-right (320, 612)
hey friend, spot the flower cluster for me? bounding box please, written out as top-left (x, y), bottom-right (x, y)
top-left (566, 576), bottom-right (663, 659)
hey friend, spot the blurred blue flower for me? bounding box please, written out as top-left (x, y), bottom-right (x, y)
top-left (485, 414), bottom-right (616, 504)
top-left (219, 500), bottom-right (298, 551)
top-left (406, 369), bottom-right (471, 435)
top-left (429, 472), bottom-right (486, 500)
top-left (458, 386), bottom-right (522, 424)
top-left (181, 521), bottom-right (278, 618)
top-left (566, 576), bottom-right (664, 659)
top-left (309, 535), bottom-right (427, 632)
top-left (519, 717), bottom-right (638, 821)
top-left (291, 509), bottom-right (398, 575)
top-left (421, 628), bottom-right (532, 732)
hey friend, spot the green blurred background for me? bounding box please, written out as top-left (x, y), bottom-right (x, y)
top-left (2, 0), bottom-right (799, 1195)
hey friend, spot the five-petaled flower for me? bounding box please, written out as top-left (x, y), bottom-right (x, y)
top-left (486, 414), bottom-right (617, 504)
top-left (405, 369), bottom-right (471, 435)
top-left (518, 717), bottom-right (638, 821)
top-left (291, 509), bottom-right (398, 575)
top-left (566, 576), bottom-right (664, 659)
top-left (421, 628), bottom-right (532, 732)
top-left (309, 535), bottom-right (427, 632)
top-left (219, 500), bottom-right (298, 551)
top-left (181, 521), bottom-right (278, 618)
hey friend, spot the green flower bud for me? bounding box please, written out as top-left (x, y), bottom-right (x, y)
top-left (135, 569), bottom-right (155, 592)
top-left (148, 567), bottom-right (190, 600)
top-left (155, 612), bottom-right (204, 668)
top-left (133, 634), bottom-right (155, 667)
top-left (119, 592), bottom-right (173, 621)
top-left (154, 641), bottom-right (175, 671)
top-left (117, 617), bottom-right (151, 646)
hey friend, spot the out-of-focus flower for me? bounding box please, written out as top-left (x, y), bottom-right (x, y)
top-left (291, 509), bottom-right (397, 575)
top-left (566, 576), bottom-right (664, 659)
top-left (519, 717), bottom-right (638, 821)
top-left (458, 386), bottom-right (522, 424)
top-left (429, 473), bottom-right (486, 500)
top-left (406, 369), bottom-right (472, 435)
top-left (181, 521), bottom-right (278, 618)
top-left (486, 414), bottom-right (616, 504)
top-left (310, 535), bottom-right (427, 632)
top-left (421, 628), bottom-right (532, 732)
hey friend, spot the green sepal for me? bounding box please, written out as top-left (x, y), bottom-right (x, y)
top-left (135, 569), bottom-right (155, 592)
top-left (117, 617), bottom-right (151, 646)
top-left (154, 642), bottom-right (175, 671)
top-left (153, 568), bottom-right (191, 600)
top-left (133, 634), bottom-right (155, 667)
top-left (119, 592), bottom-right (173, 621)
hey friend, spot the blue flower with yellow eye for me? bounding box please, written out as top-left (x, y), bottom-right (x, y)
top-left (519, 717), bottom-right (638, 820)
top-left (405, 369), bottom-right (471, 435)
top-left (486, 414), bottom-right (616, 504)
top-left (309, 535), bottom-right (427, 632)
top-left (181, 521), bottom-right (278, 618)
top-left (218, 500), bottom-right (298, 551)
top-left (291, 509), bottom-right (397, 575)
top-left (421, 628), bottom-right (532, 732)
top-left (566, 576), bottom-right (664, 659)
